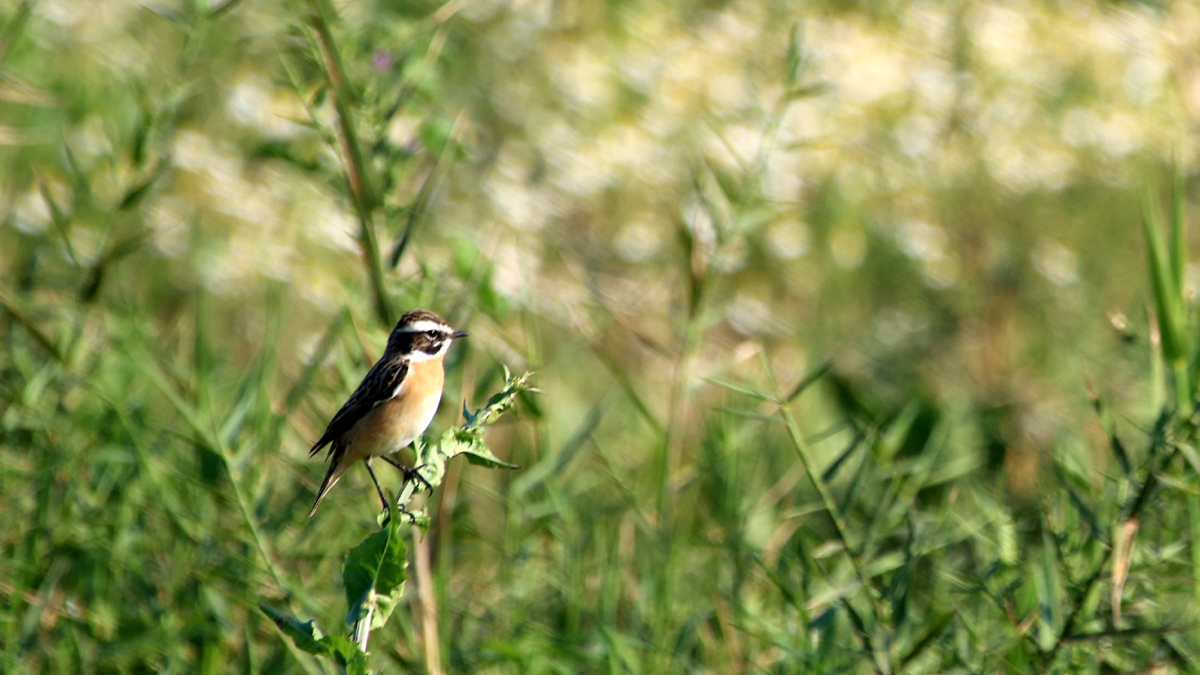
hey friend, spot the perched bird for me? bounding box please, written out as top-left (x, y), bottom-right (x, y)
top-left (308, 309), bottom-right (468, 517)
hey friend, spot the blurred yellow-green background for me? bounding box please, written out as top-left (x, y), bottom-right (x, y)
top-left (4, 0), bottom-right (1200, 672)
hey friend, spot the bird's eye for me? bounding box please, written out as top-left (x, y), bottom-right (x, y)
top-left (425, 331), bottom-right (438, 339)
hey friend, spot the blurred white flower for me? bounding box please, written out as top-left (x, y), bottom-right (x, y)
top-left (552, 45), bottom-right (615, 111)
top-left (228, 76), bottom-right (270, 127)
top-left (830, 225), bottom-right (866, 269)
top-left (492, 242), bottom-right (539, 304)
top-left (11, 188), bottom-right (50, 235)
top-left (617, 44), bottom-right (663, 94)
top-left (228, 74), bottom-right (303, 138)
top-left (776, 99), bottom-right (824, 149)
top-left (827, 20), bottom-right (909, 104)
top-left (706, 124), bottom-right (760, 171)
top-left (295, 271), bottom-right (344, 307)
top-left (1061, 106), bottom-right (1102, 148)
top-left (67, 226), bottom-right (102, 266)
top-left (898, 220), bottom-right (945, 261)
top-left (304, 194), bottom-right (358, 252)
top-left (489, 179), bottom-right (551, 232)
top-left (762, 153), bottom-right (804, 202)
top-left (1123, 53), bottom-right (1168, 105)
top-left (683, 197), bottom-right (717, 248)
top-left (727, 293), bottom-right (770, 336)
top-left (70, 116), bottom-right (113, 164)
top-left (213, 180), bottom-right (279, 229)
top-left (912, 65), bottom-right (956, 117)
top-left (611, 125), bottom-right (657, 170)
top-left (922, 254), bottom-right (959, 289)
top-left (614, 220), bottom-right (664, 263)
top-left (765, 219), bottom-right (810, 259)
top-left (1186, 263), bottom-right (1200, 301)
top-left (173, 129), bottom-right (241, 186)
top-left (972, 4), bottom-right (1031, 72)
top-left (1097, 111), bottom-right (1143, 158)
top-left (715, 236), bottom-right (748, 272)
top-left (146, 196), bottom-right (194, 258)
top-left (706, 71), bottom-right (749, 114)
top-left (985, 132), bottom-right (1076, 192)
top-left (874, 308), bottom-right (927, 346)
top-left (1033, 240), bottom-right (1079, 286)
top-left (896, 113), bottom-right (940, 158)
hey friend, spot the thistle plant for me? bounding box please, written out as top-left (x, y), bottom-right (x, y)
top-left (260, 370), bottom-right (533, 675)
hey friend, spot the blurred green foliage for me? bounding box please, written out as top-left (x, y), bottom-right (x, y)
top-left (5, 0), bottom-right (1200, 672)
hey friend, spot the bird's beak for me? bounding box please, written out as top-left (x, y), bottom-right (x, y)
top-left (451, 330), bottom-right (470, 339)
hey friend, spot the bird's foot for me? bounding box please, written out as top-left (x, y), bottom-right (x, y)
top-left (381, 456), bottom-right (434, 494)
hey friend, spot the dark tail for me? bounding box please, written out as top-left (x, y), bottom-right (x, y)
top-left (308, 452), bottom-right (343, 517)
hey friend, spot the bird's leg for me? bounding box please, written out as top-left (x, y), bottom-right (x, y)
top-left (381, 455), bottom-right (434, 494)
top-left (364, 459), bottom-right (391, 513)
top-left (371, 457), bottom-right (422, 524)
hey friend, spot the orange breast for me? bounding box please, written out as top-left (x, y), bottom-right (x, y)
top-left (345, 355), bottom-right (445, 460)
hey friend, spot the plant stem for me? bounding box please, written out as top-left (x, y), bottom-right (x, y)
top-left (306, 0), bottom-right (392, 327)
top-left (352, 593), bottom-right (375, 653)
top-left (414, 525), bottom-right (444, 675)
top-left (1189, 492), bottom-right (1200, 651)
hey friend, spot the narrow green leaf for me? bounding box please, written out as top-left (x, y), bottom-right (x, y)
top-left (821, 431), bottom-right (864, 483)
top-left (702, 376), bottom-right (778, 402)
top-left (899, 609), bottom-right (958, 667)
top-left (0, 289), bottom-right (65, 363)
top-left (258, 604), bottom-right (328, 656)
top-left (785, 360), bottom-right (832, 402)
top-left (713, 406), bottom-right (780, 422)
top-left (1144, 193), bottom-right (1185, 364)
top-left (117, 158), bottom-right (168, 211)
top-left (1087, 392), bottom-right (1131, 476)
top-left (784, 23), bottom-right (802, 90)
top-left (389, 110), bottom-right (466, 269)
top-left (1172, 166), bottom-right (1187, 296)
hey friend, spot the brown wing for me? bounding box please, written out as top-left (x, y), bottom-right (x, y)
top-left (309, 356), bottom-right (409, 458)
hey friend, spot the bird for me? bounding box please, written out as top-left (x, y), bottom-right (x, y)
top-left (308, 309), bottom-right (468, 517)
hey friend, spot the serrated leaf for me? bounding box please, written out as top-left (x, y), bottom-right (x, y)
top-left (456, 440), bottom-right (521, 469)
top-left (258, 603), bottom-right (328, 656)
top-left (319, 634), bottom-right (367, 669)
top-left (342, 514), bottom-right (408, 630)
top-left (461, 369), bottom-right (535, 430)
top-left (344, 654), bottom-right (370, 675)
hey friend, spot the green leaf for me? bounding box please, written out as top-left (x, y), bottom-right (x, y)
top-left (461, 368), bottom-right (536, 430)
top-left (453, 436), bottom-right (521, 469)
top-left (342, 513), bottom-right (408, 630)
top-left (898, 608), bottom-right (958, 668)
top-left (344, 655), bottom-right (370, 675)
top-left (319, 634), bottom-right (368, 670)
top-left (784, 23), bottom-right (803, 90)
top-left (1171, 166), bottom-right (1187, 297)
top-left (117, 157), bottom-right (168, 211)
top-left (702, 376), bottom-right (778, 402)
top-left (1144, 193), bottom-right (1185, 363)
top-left (258, 603), bottom-right (328, 656)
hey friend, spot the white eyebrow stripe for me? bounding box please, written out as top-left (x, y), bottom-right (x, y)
top-left (397, 320), bottom-right (447, 333)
